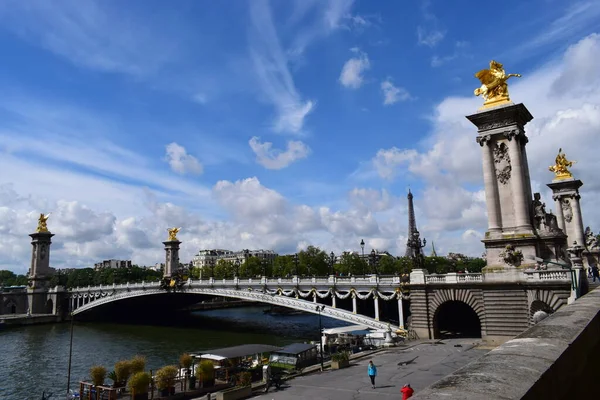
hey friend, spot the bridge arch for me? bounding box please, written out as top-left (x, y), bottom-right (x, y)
top-left (72, 287), bottom-right (395, 331)
top-left (430, 289), bottom-right (485, 339)
top-left (526, 289), bottom-right (567, 325)
top-left (4, 300), bottom-right (17, 314)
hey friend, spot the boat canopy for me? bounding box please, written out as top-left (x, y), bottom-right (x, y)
top-left (273, 343), bottom-right (317, 356)
top-left (193, 344), bottom-right (282, 361)
top-left (322, 325), bottom-right (369, 335)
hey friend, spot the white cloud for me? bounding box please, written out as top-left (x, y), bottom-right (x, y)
top-left (165, 142), bottom-right (203, 175)
top-left (417, 26), bottom-right (445, 47)
top-left (339, 49), bottom-right (370, 89)
top-left (249, 0), bottom-right (315, 134)
top-left (0, 0), bottom-right (175, 77)
top-left (248, 137), bottom-right (310, 170)
top-left (381, 79), bottom-right (411, 105)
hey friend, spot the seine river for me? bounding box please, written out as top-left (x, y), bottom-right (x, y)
top-left (0, 306), bottom-right (348, 400)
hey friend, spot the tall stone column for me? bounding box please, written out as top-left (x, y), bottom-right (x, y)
top-left (163, 239), bottom-right (181, 278)
top-left (506, 130), bottom-right (532, 232)
top-left (467, 103), bottom-right (539, 275)
top-left (547, 179), bottom-right (584, 252)
top-left (477, 135), bottom-right (501, 234)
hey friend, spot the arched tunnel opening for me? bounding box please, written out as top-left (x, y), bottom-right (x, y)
top-left (434, 300), bottom-right (481, 339)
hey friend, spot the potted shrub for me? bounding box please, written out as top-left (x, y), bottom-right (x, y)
top-left (180, 353), bottom-right (193, 372)
top-left (331, 351), bottom-right (350, 370)
top-left (216, 372), bottom-right (252, 400)
top-left (129, 355), bottom-right (147, 375)
top-left (156, 365), bottom-right (178, 396)
top-left (128, 371), bottom-right (151, 400)
top-left (90, 365), bottom-right (107, 387)
top-left (195, 360), bottom-right (215, 388)
top-left (114, 360), bottom-right (132, 389)
top-left (180, 353), bottom-right (196, 389)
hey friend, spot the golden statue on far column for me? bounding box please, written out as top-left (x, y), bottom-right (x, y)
top-left (474, 60), bottom-right (521, 109)
top-left (36, 213), bottom-right (51, 233)
top-left (549, 148), bottom-right (576, 180)
top-left (167, 227), bottom-right (181, 241)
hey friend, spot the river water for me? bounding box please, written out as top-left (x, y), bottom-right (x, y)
top-left (0, 306), bottom-right (348, 400)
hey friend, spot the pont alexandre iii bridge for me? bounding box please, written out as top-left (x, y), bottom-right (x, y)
top-left (2, 223), bottom-right (579, 344)
top-left (65, 268), bottom-right (575, 344)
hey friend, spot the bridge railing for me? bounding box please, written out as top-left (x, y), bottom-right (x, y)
top-left (523, 269), bottom-right (571, 281)
top-left (424, 272), bottom-right (483, 284)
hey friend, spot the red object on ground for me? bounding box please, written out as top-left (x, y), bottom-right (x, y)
top-left (401, 385), bottom-right (415, 399)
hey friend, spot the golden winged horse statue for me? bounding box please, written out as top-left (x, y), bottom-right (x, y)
top-left (474, 60), bottom-right (521, 108)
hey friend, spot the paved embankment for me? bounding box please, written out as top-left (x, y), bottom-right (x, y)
top-left (248, 339), bottom-right (487, 400)
top-left (413, 286), bottom-right (600, 399)
top-left (0, 314), bottom-right (61, 327)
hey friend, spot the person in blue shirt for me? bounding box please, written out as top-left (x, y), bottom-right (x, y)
top-left (367, 360), bottom-right (377, 388)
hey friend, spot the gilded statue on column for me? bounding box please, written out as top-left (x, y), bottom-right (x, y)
top-left (548, 148), bottom-right (575, 180)
top-left (167, 227), bottom-right (181, 241)
top-left (474, 60), bottom-right (521, 109)
top-left (36, 213), bottom-right (51, 233)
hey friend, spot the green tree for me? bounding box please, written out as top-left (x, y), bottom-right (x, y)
top-left (213, 259), bottom-right (234, 279)
top-left (0, 270), bottom-right (28, 286)
top-left (298, 246), bottom-right (328, 276)
top-left (335, 253), bottom-right (364, 276)
top-left (423, 256), bottom-right (450, 274)
top-left (273, 255), bottom-right (294, 277)
top-left (240, 256), bottom-right (263, 278)
top-left (378, 255), bottom-right (399, 275)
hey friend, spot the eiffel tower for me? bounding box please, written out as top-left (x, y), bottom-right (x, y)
top-left (404, 189), bottom-right (424, 257)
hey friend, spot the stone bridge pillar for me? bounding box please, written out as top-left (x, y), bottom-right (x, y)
top-left (467, 102), bottom-right (568, 279)
top-left (548, 179), bottom-right (585, 256)
top-left (163, 239), bottom-right (181, 278)
top-left (27, 227), bottom-right (55, 314)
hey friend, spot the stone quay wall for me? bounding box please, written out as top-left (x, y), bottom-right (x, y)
top-left (413, 286), bottom-right (600, 400)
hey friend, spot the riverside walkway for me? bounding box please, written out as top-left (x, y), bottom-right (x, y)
top-left (250, 339), bottom-right (488, 400)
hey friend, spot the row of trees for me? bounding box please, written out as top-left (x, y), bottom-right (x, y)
top-left (190, 246), bottom-right (486, 279)
top-left (0, 247), bottom-right (486, 289)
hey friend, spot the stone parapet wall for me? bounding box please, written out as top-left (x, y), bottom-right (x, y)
top-left (412, 286), bottom-right (600, 400)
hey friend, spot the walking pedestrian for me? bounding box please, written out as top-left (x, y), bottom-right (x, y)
top-left (592, 264), bottom-right (600, 282)
top-left (367, 360), bottom-right (377, 389)
top-left (401, 383), bottom-right (414, 399)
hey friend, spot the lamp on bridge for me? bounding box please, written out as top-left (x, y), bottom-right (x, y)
top-left (293, 253), bottom-right (299, 276)
top-left (235, 259), bottom-right (240, 278)
top-left (210, 259), bottom-right (215, 278)
top-left (360, 239), bottom-right (365, 277)
top-left (329, 252), bottom-right (335, 276)
top-left (369, 249), bottom-right (380, 276)
top-left (315, 305), bottom-right (325, 371)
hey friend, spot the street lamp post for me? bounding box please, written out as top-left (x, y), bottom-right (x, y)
top-left (316, 305), bottom-right (325, 371)
top-left (370, 249), bottom-right (380, 275)
top-left (235, 259), bottom-right (240, 278)
top-left (210, 260), bottom-right (215, 278)
top-left (329, 252), bottom-right (335, 276)
top-left (293, 254), bottom-right (299, 276)
top-left (360, 239), bottom-right (365, 277)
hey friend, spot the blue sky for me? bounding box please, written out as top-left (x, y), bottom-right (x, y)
top-left (1, 0), bottom-right (600, 272)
